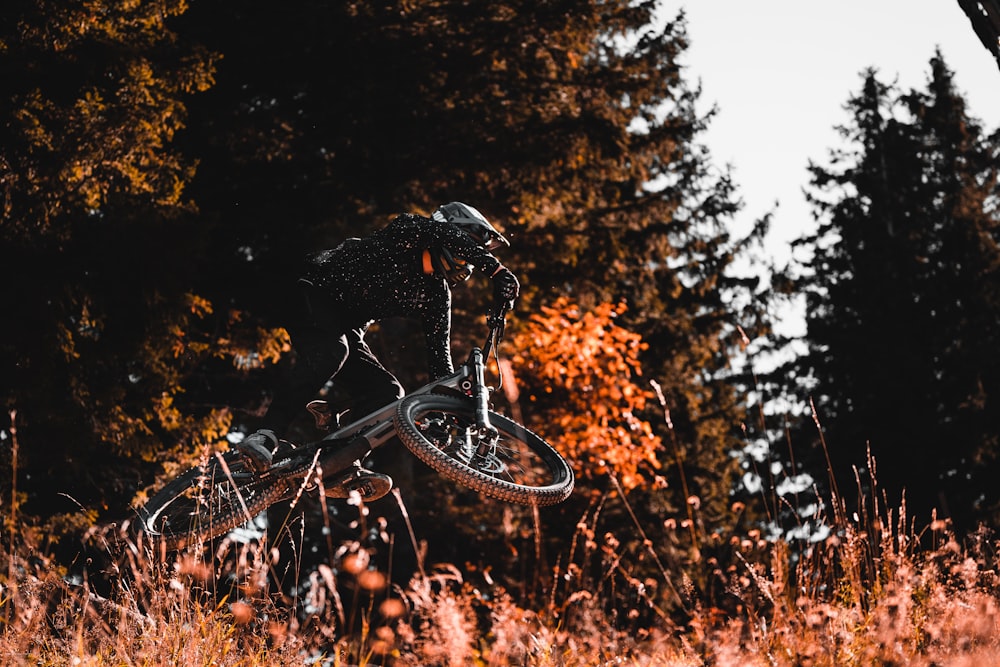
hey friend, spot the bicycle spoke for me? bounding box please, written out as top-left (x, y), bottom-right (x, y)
top-left (396, 394), bottom-right (574, 505)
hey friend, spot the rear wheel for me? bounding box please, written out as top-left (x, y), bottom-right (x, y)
top-left (394, 394), bottom-right (574, 505)
top-left (137, 450), bottom-right (293, 550)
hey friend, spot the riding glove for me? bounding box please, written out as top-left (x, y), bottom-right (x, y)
top-left (492, 266), bottom-right (520, 303)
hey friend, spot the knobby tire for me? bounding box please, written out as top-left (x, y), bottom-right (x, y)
top-left (394, 394), bottom-right (574, 505)
top-left (137, 449), bottom-right (299, 550)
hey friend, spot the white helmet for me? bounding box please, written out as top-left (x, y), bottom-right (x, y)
top-left (432, 202), bottom-right (509, 251)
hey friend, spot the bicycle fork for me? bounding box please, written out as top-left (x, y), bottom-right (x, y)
top-left (469, 348), bottom-right (499, 456)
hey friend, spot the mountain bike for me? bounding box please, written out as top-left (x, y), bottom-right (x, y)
top-left (137, 315), bottom-right (575, 550)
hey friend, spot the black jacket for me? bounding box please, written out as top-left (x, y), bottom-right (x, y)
top-left (301, 213), bottom-right (502, 378)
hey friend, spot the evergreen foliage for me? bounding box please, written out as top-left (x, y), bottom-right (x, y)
top-left (786, 53), bottom-right (1000, 530)
top-left (174, 0), bottom-right (772, 525)
top-left (1, 0), bottom-right (772, 592)
top-left (0, 0), bottom-right (233, 521)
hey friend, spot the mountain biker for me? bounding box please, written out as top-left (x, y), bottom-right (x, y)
top-left (238, 202), bottom-right (520, 471)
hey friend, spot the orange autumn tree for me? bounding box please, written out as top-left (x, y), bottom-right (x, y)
top-left (508, 297), bottom-right (662, 490)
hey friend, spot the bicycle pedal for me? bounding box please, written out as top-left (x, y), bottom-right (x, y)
top-left (324, 468), bottom-right (393, 501)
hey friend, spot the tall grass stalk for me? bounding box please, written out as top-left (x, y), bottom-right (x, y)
top-left (3, 391), bottom-right (1000, 664)
top-left (1, 480), bottom-right (999, 664)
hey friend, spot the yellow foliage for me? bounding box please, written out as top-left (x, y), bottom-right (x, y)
top-left (256, 327), bottom-right (292, 365)
top-left (56, 322), bottom-right (79, 361)
top-left (510, 297), bottom-right (661, 489)
top-left (185, 292), bottom-right (213, 316)
top-left (155, 392), bottom-right (183, 432)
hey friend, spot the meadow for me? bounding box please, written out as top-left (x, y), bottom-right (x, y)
top-left (3, 472), bottom-right (1000, 667)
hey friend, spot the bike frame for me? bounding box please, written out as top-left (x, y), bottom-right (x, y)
top-left (302, 326), bottom-right (503, 476)
top-left (136, 314), bottom-right (573, 549)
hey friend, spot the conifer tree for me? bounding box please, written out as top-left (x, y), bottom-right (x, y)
top-left (787, 54), bottom-right (1000, 530)
top-left (0, 0), bottom-right (245, 521)
top-left (177, 0), bottom-right (772, 526)
top-left (2, 0), bottom-right (775, 559)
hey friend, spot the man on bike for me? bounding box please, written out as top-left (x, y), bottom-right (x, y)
top-left (238, 202), bottom-right (520, 472)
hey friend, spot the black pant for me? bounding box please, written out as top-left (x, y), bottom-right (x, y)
top-left (261, 281), bottom-right (404, 433)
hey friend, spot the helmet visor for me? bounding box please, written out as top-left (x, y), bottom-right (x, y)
top-left (435, 202), bottom-right (509, 252)
top-left (481, 229), bottom-right (509, 251)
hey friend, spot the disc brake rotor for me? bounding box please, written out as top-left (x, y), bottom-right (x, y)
top-left (472, 452), bottom-right (506, 475)
top-left (418, 413), bottom-right (509, 476)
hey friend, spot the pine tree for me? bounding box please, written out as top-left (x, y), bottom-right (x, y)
top-left (174, 0), bottom-right (772, 522)
top-left (1, 0), bottom-right (776, 568)
top-left (0, 0), bottom-right (258, 522)
top-left (787, 54), bottom-right (1000, 530)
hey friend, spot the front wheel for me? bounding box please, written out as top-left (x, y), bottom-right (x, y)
top-left (394, 394), bottom-right (574, 506)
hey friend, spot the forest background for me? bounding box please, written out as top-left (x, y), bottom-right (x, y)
top-left (2, 0), bottom-right (1000, 663)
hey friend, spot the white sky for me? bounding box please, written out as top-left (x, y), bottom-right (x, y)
top-left (661, 0), bottom-right (1000, 268)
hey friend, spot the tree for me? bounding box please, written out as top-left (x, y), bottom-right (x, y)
top-left (786, 53), bottom-right (1000, 530)
top-left (0, 0), bottom-right (288, 527)
top-left (508, 297), bottom-right (663, 491)
top-left (172, 0), bottom-right (772, 520)
top-left (2, 0), bottom-right (776, 568)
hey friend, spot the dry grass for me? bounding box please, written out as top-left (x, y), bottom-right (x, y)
top-left (3, 409), bottom-right (1000, 665)
top-left (1, 485), bottom-right (1000, 667)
